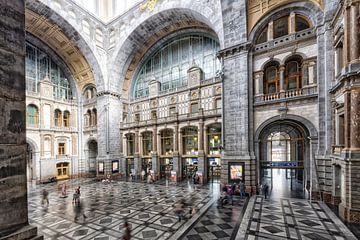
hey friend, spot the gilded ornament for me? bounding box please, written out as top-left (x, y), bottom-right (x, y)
top-left (140, 0), bottom-right (158, 12)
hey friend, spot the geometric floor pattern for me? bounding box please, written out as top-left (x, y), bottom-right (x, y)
top-left (182, 196), bottom-right (248, 240)
top-left (28, 179), bottom-right (215, 240)
top-left (235, 196), bottom-right (358, 240)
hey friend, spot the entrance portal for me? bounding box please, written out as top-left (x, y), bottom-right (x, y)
top-left (259, 121), bottom-right (309, 199)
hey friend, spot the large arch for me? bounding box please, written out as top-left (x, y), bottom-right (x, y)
top-left (109, 6), bottom-right (224, 98)
top-left (25, 0), bottom-right (105, 92)
top-left (254, 115), bottom-right (318, 198)
top-left (248, 1), bottom-right (324, 44)
top-left (26, 137), bottom-right (39, 182)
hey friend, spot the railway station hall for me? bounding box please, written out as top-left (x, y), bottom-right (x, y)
top-left (1, 0), bottom-right (360, 239)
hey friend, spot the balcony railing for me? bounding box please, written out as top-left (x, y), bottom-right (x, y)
top-left (255, 85), bottom-right (318, 103)
top-left (121, 108), bottom-right (221, 128)
top-left (254, 28), bottom-right (316, 52)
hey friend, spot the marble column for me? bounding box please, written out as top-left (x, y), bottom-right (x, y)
top-left (350, 89), bottom-right (360, 150)
top-left (350, 3), bottom-right (359, 62)
top-left (0, 0), bottom-right (40, 238)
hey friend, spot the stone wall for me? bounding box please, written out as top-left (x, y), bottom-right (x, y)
top-left (0, 0), bottom-right (39, 238)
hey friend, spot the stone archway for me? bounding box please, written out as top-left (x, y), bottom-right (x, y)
top-left (87, 140), bottom-right (98, 174)
top-left (255, 115), bottom-right (318, 199)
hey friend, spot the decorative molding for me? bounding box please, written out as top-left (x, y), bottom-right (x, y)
top-left (140, 0), bottom-right (158, 12)
top-left (217, 42), bottom-right (252, 59)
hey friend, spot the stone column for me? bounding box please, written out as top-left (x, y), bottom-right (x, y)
top-left (0, 1), bottom-right (40, 238)
top-left (350, 89), bottom-right (360, 150)
top-left (279, 65), bottom-right (285, 92)
top-left (289, 12), bottom-right (296, 33)
top-left (173, 125), bottom-right (181, 180)
top-left (350, 3), bottom-right (360, 62)
top-left (267, 21), bottom-right (274, 41)
top-left (197, 121), bottom-right (206, 184)
top-left (96, 93), bottom-right (122, 177)
top-left (134, 129), bottom-right (141, 177)
top-left (151, 127), bottom-right (159, 179)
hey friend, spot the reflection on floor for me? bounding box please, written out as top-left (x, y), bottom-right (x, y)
top-left (182, 196), bottom-right (248, 240)
top-left (266, 169), bottom-right (306, 199)
top-left (28, 179), bottom-right (216, 240)
top-left (236, 196), bottom-right (358, 240)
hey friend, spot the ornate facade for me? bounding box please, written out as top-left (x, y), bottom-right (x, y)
top-left (2, 2), bottom-right (360, 236)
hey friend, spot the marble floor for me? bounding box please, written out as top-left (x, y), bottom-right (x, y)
top-left (236, 196), bottom-right (358, 240)
top-left (181, 196), bottom-right (248, 240)
top-left (27, 179), bottom-right (220, 240)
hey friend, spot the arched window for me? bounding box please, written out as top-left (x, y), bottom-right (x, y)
top-left (92, 109), bottom-right (97, 126)
top-left (274, 16), bottom-right (289, 39)
top-left (295, 15), bottom-right (311, 32)
top-left (264, 62), bottom-right (279, 94)
top-left (285, 56), bottom-right (302, 91)
top-left (126, 133), bottom-right (135, 156)
top-left (27, 105), bottom-right (39, 127)
top-left (87, 109), bottom-right (92, 126)
top-left (142, 131), bottom-right (153, 156)
top-left (63, 111), bottom-right (70, 127)
top-left (54, 109), bottom-right (62, 127)
top-left (25, 43), bottom-right (73, 100)
top-left (182, 126), bottom-right (198, 155)
top-left (207, 124), bottom-right (221, 155)
top-left (161, 129), bottom-right (174, 155)
top-left (256, 26), bottom-right (268, 44)
top-left (133, 34), bottom-right (220, 98)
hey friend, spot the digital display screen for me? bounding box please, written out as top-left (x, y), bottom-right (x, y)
top-left (229, 163), bottom-right (244, 182)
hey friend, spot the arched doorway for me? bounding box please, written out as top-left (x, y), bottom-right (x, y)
top-left (26, 143), bottom-right (35, 182)
top-left (88, 140), bottom-right (98, 173)
top-left (258, 120), bottom-right (311, 199)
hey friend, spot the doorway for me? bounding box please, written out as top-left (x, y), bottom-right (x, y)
top-left (259, 121), bottom-right (308, 199)
top-left (56, 162), bottom-right (69, 179)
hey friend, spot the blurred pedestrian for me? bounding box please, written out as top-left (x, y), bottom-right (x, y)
top-left (41, 189), bottom-right (49, 206)
top-left (123, 219), bottom-right (131, 240)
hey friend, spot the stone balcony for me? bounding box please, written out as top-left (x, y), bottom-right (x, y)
top-left (254, 85), bottom-right (318, 105)
top-left (120, 108), bottom-right (221, 129)
top-left (254, 28), bottom-right (316, 53)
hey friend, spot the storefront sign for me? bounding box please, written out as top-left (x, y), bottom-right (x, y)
top-left (112, 160), bottom-right (119, 173)
top-left (98, 162), bottom-right (104, 174)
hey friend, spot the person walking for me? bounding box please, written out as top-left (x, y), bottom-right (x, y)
top-left (141, 170), bottom-right (145, 181)
top-left (239, 181), bottom-right (246, 199)
top-left (41, 189), bottom-right (49, 207)
top-left (263, 183), bottom-right (269, 199)
top-left (61, 183), bottom-right (67, 198)
top-left (175, 199), bottom-right (185, 222)
top-left (74, 201), bottom-right (87, 222)
top-left (122, 220), bottom-right (131, 240)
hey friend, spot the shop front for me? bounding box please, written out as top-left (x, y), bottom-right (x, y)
top-left (207, 157), bottom-right (221, 181)
top-left (142, 158), bottom-right (152, 175)
top-left (126, 158), bottom-right (134, 177)
top-left (182, 157), bottom-right (198, 180)
top-left (160, 157), bottom-right (173, 179)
